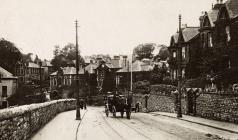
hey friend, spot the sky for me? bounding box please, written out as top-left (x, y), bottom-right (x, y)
top-left (0, 0), bottom-right (217, 60)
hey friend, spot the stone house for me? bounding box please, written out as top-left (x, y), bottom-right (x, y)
top-left (116, 59), bottom-right (154, 91)
top-left (0, 66), bottom-right (18, 108)
top-left (199, 0), bottom-right (238, 74)
top-left (168, 25), bottom-right (200, 80)
top-left (15, 61), bottom-right (44, 85)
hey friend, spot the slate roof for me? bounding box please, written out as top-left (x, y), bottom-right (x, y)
top-left (28, 62), bottom-right (40, 68)
top-left (0, 67), bottom-right (17, 79)
top-left (50, 67), bottom-right (77, 76)
top-left (79, 63), bottom-right (98, 74)
top-left (171, 27), bottom-right (199, 44)
top-left (207, 9), bottom-right (219, 27)
top-left (226, 0), bottom-right (238, 19)
top-left (117, 60), bottom-right (153, 73)
top-left (182, 27), bottom-right (200, 42)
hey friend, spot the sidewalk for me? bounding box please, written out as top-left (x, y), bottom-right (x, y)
top-left (150, 112), bottom-right (238, 134)
top-left (31, 109), bottom-right (87, 140)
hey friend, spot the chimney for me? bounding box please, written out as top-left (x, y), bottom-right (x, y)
top-left (220, 0), bottom-right (223, 4)
top-left (90, 60), bottom-right (93, 64)
top-left (113, 55), bottom-right (120, 60)
top-left (182, 24), bottom-right (187, 29)
top-left (122, 55), bottom-right (127, 67)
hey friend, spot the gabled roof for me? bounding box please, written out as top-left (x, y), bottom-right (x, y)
top-left (50, 67), bottom-right (77, 76)
top-left (171, 27), bottom-right (199, 45)
top-left (28, 62), bottom-right (40, 68)
top-left (182, 27), bottom-right (199, 42)
top-left (79, 63), bottom-right (98, 74)
top-left (207, 9), bottom-right (219, 27)
top-left (225, 0), bottom-right (238, 19)
top-left (0, 66), bottom-right (17, 79)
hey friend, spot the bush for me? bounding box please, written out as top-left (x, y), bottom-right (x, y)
top-left (133, 80), bottom-right (150, 94)
top-left (150, 84), bottom-right (177, 96)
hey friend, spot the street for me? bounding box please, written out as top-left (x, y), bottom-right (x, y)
top-left (76, 107), bottom-right (229, 140)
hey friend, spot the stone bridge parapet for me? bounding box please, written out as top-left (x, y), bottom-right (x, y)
top-left (0, 99), bottom-right (76, 140)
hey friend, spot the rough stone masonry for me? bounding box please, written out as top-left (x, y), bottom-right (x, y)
top-left (0, 99), bottom-right (76, 140)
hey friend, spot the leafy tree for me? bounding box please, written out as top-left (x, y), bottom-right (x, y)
top-left (150, 63), bottom-right (169, 84)
top-left (87, 54), bottom-right (111, 62)
top-left (133, 43), bottom-right (155, 60)
top-left (0, 38), bottom-right (22, 74)
top-left (22, 53), bottom-right (33, 62)
top-left (51, 43), bottom-right (84, 69)
top-left (157, 45), bottom-right (170, 61)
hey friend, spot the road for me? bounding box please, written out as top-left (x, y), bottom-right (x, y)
top-left (76, 107), bottom-right (223, 140)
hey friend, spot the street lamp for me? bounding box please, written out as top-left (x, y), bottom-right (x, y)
top-left (75, 20), bottom-right (81, 120)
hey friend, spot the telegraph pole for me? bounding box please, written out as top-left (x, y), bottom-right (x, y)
top-left (75, 20), bottom-right (81, 120)
top-left (177, 14), bottom-right (182, 118)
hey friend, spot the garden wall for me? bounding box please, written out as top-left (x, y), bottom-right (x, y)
top-left (132, 84), bottom-right (177, 113)
top-left (196, 93), bottom-right (238, 123)
top-left (0, 99), bottom-right (76, 140)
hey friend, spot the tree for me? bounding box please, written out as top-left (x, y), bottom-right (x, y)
top-left (51, 43), bottom-right (84, 69)
top-left (157, 45), bottom-right (170, 61)
top-left (133, 43), bottom-right (155, 60)
top-left (0, 38), bottom-right (22, 73)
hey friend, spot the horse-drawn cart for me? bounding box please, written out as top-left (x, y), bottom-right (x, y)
top-left (105, 94), bottom-right (132, 119)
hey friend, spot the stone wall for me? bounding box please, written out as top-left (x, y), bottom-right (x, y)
top-left (132, 84), bottom-right (177, 113)
top-left (0, 99), bottom-right (76, 140)
top-left (196, 93), bottom-right (238, 123)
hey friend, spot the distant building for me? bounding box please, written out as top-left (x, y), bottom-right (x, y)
top-left (0, 67), bottom-right (18, 108)
top-left (42, 60), bottom-right (54, 80)
top-left (116, 59), bottom-right (154, 90)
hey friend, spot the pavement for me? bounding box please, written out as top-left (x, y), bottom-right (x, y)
top-left (150, 112), bottom-right (238, 135)
top-left (31, 109), bottom-right (87, 140)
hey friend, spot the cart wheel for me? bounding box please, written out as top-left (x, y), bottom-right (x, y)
top-left (126, 110), bottom-right (131, 119)
top-left (112, 106), bottom-right (116, 117)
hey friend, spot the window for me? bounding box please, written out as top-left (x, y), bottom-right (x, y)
top-left (182, 47), bottom-right (186, 59)
top-left (173, 69), bottom-right (176, 79)
top-left (173, 51), bottom-right (176, 58)
top-left (208, 33), bottom-right (213, 47)
top-left (226, 26), bottom-right (231, 43)
top-left (182, 68), bottom-right (185, 78)
top-left (2, 86), bottom-right (7, 97)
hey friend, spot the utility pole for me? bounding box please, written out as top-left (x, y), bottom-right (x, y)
top-left (39, 61), bottom-right (42, 93)
top-left (75, 20), bottom-right (81, 120)
top-left (177, 14), bottom-right (182, 118)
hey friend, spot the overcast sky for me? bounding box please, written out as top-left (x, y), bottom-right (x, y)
top-left (0, 0), bottom-right (217, 60)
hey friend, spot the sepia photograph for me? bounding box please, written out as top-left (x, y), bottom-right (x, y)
top-left (0, 0), bottom-right (238, 139)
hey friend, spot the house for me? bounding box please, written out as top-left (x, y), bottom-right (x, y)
top-left (95, 59), bottom-right (121, 94)
top-left (42, 60), bottom-right (54, 80)
top-left (116, 59), bottom-right (154, 91)
top-left (25, 62), bottom-right (44, 83)
top-left (168, 25), bottom-right (200, 80)
top-left (49, 62), bottom-right (98, 95)
top-left (196, 0), bottom-right (238, 87)
top-left (0, 67), bottom-right (18, 108)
